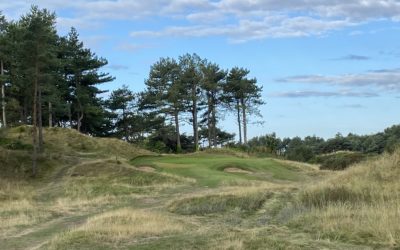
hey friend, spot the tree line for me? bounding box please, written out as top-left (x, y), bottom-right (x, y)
top-left (0, 7), bottom-right (264, 175)
top-left (247, 124), bottom-right (400, 162)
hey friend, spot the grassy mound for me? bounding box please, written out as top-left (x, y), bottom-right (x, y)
top-left (62, 160), bottom-right (182, 199)
top-left (47, 209), bottom-right (185, 249)
top-left (169, 191), bottom-right (271, 215)
top-left (131, 154), bottom-right (305, 187)
top-left (0, 126), bottom-right (152, 180)
top-left (4, 126), bottom-right (151, 158)
top-left (294, 149), bottom-right (400, 247)
top-left (312, 151), bottom-right (367, 170)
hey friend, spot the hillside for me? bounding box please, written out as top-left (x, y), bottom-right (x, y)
top-left (0, 126), bottom-right (151, 179)
top-left (0, 128), bottom-right (399, 249)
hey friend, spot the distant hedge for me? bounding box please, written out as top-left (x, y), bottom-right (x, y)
top-left (313, 152), bottom-right (366, 171)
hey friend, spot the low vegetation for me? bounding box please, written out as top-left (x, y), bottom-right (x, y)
top-left (313, 151), bottom-right (367, 170)
top-left (48, 209), bottom-right (186, 249)
top-left (295, 149), bottom-right (400, 247)
top-left (0, 128), bottom-right (399, 249)
top-left (169, 191), bottom-right (271, 215)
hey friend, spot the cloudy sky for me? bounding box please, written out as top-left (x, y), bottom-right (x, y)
top-left (2, 0), bottom-right (400, 139)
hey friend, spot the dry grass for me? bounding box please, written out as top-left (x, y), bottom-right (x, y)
top-left (47, 209), bottom-right (185, 249)
top-left (0, 180), bottom-right (58, 237)
top-left (0, 179), bottom-right (35, 200)
top-left (296, 149), bottom-right (400, 247)
top-left (6, 126), bottom-right (152, 159)
top-left (272, 158), bottom-right (320, 172)
top-left (0, 199), bottom-right (55, 237)
top-left (193, 148), bottom-right (250, 158)
top-left (53, 195), bottom-right (122, 213)
top-left (167, 182), bottom-right (291, 215)
top-left (300, 202), bottom-right (400, 246)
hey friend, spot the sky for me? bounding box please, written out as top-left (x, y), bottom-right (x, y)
top-left (2, 0), bottom-right (400, 139)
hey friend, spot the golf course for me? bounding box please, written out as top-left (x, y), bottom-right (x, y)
top-left (1, 127), bottom-right (398, 249)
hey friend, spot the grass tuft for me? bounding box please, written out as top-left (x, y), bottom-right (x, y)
top-left (169, 191), bottom-right (271, 215)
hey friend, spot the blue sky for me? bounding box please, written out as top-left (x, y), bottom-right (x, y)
top-left (2, 1), bottom-right (400, 139)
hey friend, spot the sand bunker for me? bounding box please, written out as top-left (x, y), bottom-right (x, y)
top-left (223, 167), bottom-right (251, 174)
top-left (137, 166), bottom-right (156, 172)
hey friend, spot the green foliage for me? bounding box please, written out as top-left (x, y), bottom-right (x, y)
top-left (314, 152), bottom-right (366, 170)
top-left (249, 125), bottom-right (400, 168)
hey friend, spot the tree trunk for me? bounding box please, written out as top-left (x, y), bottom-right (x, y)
top-left (123, 108), bottom-right (128, 141)
top-left (174, 108), bottom-right (181, 153)
top-left (68, 101), bottom-right (72, 128)
top-left (0, 60), bottom-right (6, 128)
top-left (48, 102), bottom-right (52, 128)
top-left (38, 83), bottom-right (43, 152)
top-left (76, 76), bottom-right (83, 132)
top-left (211, 94), bottom-right (217, 147)
top-left (241, 99), bottom-right (247, 145)
top-left (192, 85), bottom-right (199, 151)
top-left (32, 62), bottom-right (39, 177)
top-left (77, 112), bottom-right (83, 132)
top-left (236, 100), bottom-right (242, 144)
top-left (23, 98), bottom-right (28, 124)
top-left (207, 95), bottom-right (212, 148)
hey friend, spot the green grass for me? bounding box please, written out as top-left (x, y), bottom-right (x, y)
top-left (131, 154), bottom-right (302, 187)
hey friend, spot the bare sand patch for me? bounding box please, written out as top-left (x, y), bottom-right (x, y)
top-left (136, 166), bottom-right (156, 172)
top-left (224, 167), bottom-right (251, 174)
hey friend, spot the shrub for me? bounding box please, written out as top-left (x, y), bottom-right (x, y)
top-left (316, 152), bottom-right (365, 170)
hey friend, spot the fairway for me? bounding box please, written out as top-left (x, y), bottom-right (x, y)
top-left (131, 154), bottom-right (303, 187)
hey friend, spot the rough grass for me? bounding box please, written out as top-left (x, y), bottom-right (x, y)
top-left (47, 209), bottom-right (185, 249)
top-left (3, 126), bottom-right (396, 249)
top-left (63, 160), bottom-right (183, 199)
top-left (0, 180), bottom-right (59, 238)
top-left (169, 191), bottom-right (272, 215)
top-left (294, 149), bottom-right (400, 247)
top-left (0, 199), bottom-right (56, 238)
top-left (5, 126), bottom-right (152, 159)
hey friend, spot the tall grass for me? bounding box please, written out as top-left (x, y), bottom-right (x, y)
top-left (47, 209), bottom-right (185, 249)
top-left (295, 149), bottom-right (400, 247)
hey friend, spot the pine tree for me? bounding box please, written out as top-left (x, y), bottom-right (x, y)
top-left (201, 61), bottom-right (226, 147)
top-left (142, 57), bottom-right (185, 152)
top-left (223, 67), bottom-right (263, 145)
top-left (0, 13), bottom-right (8, 128)
top-left (179, 53), bottom-right (203, 151)
top-left (62, 27), bottom-right (114, 134)
top-left (20, 6), bottom-right (58, 175)
top-left (107, 85), bottom-right (135, 141)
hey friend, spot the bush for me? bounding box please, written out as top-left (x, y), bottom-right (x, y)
top-left (286, 146), bottom-right (314, 162)
top-left (315, 152), bottom-right (365, 170)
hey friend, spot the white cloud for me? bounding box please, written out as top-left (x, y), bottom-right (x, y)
top-left (131, 15), bottom-right (353, 42)
top-left (331, 54), bottom-right (371, 61)
top-left (115, 43), bottom-right (153, 52)
top-left (271, 90), bottom-right (379, 98)
top-left (277, 68), bottom-right (400, 92)
top-left (3, 0), bottom-right (400, 41)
